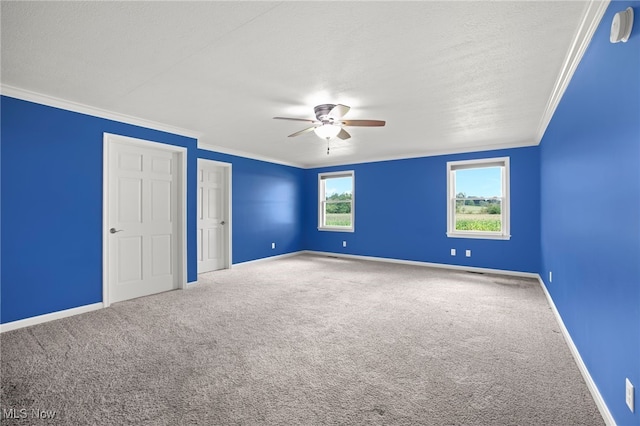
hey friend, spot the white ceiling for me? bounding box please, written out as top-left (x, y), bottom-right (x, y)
top-left (1, 1), bottom-right (593, 168)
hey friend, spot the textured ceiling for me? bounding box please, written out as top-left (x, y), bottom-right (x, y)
top-left (1, 1), bottom-right (591, 167)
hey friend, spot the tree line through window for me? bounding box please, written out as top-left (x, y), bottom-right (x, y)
top-left (447, 157), bottom-right (510, 240)
top-left (455, 191), bottom-right (502, 232)
top-left (324, 191), bottom-right (352, 226)
top-left (318, 171), bottom-right (354, 231)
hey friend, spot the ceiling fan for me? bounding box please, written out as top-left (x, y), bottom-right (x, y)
top-left (273, 104), bottom-right (386, 145)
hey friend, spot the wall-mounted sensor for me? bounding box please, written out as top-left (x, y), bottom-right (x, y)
top-left (610, 7), bottom-right (634, 43)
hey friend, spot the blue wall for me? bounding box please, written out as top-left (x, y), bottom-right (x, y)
top-left (197, 150), bottom-right (303, 264)
top-left (3, 6), bottom-right (638, 420)
top-left (303, 146), bottom-right (540, 274)
top-left (540, 2), bottom-right (640, 425)
top-left (1, 96), bottom-right (198, 323)
top-left (0, 97), bottom-right (304, 324)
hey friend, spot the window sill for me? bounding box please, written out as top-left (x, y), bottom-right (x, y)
top-left (447, 232), bottom-right (511, 240)
top-left (318, 227), bottom-right (354, 233)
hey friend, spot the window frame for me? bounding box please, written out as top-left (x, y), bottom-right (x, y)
top-left (446, 157), bottom-right (510, 240)
top-left (318, 170), bottom-right (355, 232)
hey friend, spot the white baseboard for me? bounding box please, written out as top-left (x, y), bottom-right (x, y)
top-left (0, 302), bottom-right (104, 333)
top-left (303, 251), bottom-right (613, 424)
top-left (536, 276), bottom-right (615, 426)
top-left (302, 250), bottom-right (539, 279)
top-left (232, 251), bottom-right (302, 267)
top-left (0, 251), bottom-right (613, 425)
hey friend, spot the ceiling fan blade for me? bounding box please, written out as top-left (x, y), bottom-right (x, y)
top-left (288, 126), bottom-right (316, 137)
top-left (274, 117), bottom-right (318, 123)
top-left (341, 119), bottom-right (386, 127)
top-left (327, 104), bottom-right (350, 120)
top-left (337, 128), bottom-right (351, 140)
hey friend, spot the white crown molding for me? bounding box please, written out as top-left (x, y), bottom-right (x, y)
top-left (303, 139), bottom-right (538, 169)
top-left (2, 84), bottom-right (541, 170)
top-left (536, 0), bottom-right (610, 144)
top-left (197, 140), bottom-right (305, 169)
top-left (1, 1), bottom-right (610, 171)
top-left (1, 85), bottom-right (203, 140)
top-left (201, 139), bottom-right (538, 170)
top-left (537, 276), bottom-right (615, 426)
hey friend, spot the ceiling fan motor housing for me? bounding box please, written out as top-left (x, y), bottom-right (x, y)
top-left (273, 103), bottom-right (384, 142)
top-left (314, 104), bottom-right (336, 121)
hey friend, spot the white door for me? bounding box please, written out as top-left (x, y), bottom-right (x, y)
top-left (106, 137), bottom-right (179, 304)
top-left (198, 160), bottom-right (228, 273)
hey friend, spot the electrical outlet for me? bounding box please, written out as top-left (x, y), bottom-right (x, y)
top-left (342, 241), bottom-right (347, 248)
top-left (549, 271), bottom-right (553, 283)
top-left (627, 378), bottom-right (635, 412)
top-left (465, 250), bottom-right (471, 257)
top-left (450, 249), bottom-right (456, 256)
top-left (271, 242), bottom-right (276, 249)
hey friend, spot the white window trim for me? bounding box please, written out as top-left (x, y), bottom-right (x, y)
top-left (446, 157), bottom-right (511, 240)
top-left (318, 170), bottom-right (355, 233)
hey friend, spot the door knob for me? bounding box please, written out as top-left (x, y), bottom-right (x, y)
top-left (220, 221), bottom-right (226, 225)
top-left (109, 228), bottom-right (123, 234)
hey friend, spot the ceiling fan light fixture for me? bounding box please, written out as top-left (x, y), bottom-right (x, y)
top-left (274, 104), bottom-right (385, 142)
top-left (314, 124), bottom-right (342, 140)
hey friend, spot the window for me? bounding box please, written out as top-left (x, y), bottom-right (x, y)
top-left (447, 157), bottom-right (510, 240)
top-left (318, 171), bottom-right (354, 232)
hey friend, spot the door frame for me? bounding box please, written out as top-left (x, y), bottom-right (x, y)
top-left (197, 158), bottom-right (232, 272)
top-left (102, 133), bottom-right (187, 308)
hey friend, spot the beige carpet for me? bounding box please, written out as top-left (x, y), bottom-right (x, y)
top-left (1, 254), bottom-right (603, 425)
